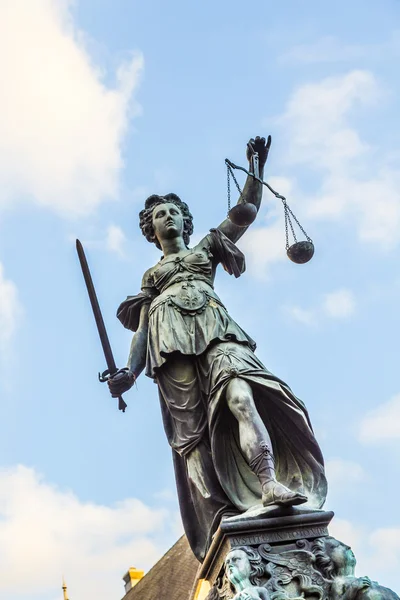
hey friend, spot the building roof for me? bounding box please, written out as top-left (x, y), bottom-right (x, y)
top-left (122, 535), bottom-right (200, 600)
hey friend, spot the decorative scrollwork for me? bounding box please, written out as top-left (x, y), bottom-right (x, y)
top-left (216, 536), bottom-right (399, 600)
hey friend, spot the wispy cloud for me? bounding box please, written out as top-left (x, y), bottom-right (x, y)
top-left (278, 70), bottom-right (379, 170)
top-left (368, 527), bottom-right (400, 572)
top-left (106, 225), bottom-right (127, 258)
top-left (326, 458), bottom-right (367, 488)
top-left (0, 465), bottom-right (175, 600)
top-left (0, 262), bottom-right (22, 354)
top-left (0, 0), bottom-right (143, 218)
top-left (359, 393), bottom-right (400, 444)
top-left (286, 288), bottom-right (356, 326)
top-left (271, 70), bottom-right (400, 249)
top-left (286, 305), bottom-right (315, 326)
top-left (323, 289), bottom-right (356, 319)
top-left (328, 517), bottom-right (363, 557)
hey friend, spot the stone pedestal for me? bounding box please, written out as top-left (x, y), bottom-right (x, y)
top-left (192, 506), bottom-right (334, 600)
top-left (190, 505), bottom-right (400, 600)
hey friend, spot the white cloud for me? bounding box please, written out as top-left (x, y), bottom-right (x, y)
top-left (323, 289), bottom-right (356, 319)
top-left (239, 221), bottom-right (287, 279)
top-left (326, 458), bottom-right (367, 488)
top-left (308, 171), bottom-right (400, 249)
top-left (325, 459), bottom-right (367, 510)
top-left (273, 70), bottom-right (400, 249)
top-left (359, 393), bottom-right (400, 443)
top-left (106, 225), bottom-right (127, 257)
top-left (0, 0), bottom-right (143, 218)
top-left (0, 465), bottom-right (175, 600)
top-left (285, 306), bottom-right (315, 326)
top-left (286, 287), bottom-right (356, 326)
top-left (329, 517), bottom-right (363, 556)
top-left (368, 528), bottom-right (400, 572)
top-left (0, 262), bottom-right (22, 353)
top-left (280, 70), bottom-right (378, 170)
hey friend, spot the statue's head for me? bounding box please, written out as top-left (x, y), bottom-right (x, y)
top-left (225, 549), bottom-right (252, 584)
top-left (224, 547), bottom-right (264, 588)
top-left (139, 194), bottom-right (194, 250)
top-left (312, 537), bottom-right (356, 579)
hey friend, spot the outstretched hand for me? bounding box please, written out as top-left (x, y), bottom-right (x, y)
top-left (107, 369), bottom-right (135, 397)
top-left (246, 135), bottom-right (271, 171)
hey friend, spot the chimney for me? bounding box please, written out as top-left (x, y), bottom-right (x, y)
top-left (123, 568), bottom-right (144, 593)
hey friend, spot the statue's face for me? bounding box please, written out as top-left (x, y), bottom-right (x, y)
top-left (152, 202), bottom-right (184, 245)
top-left (225, 550), bottom-right (251, 583)
top-left (329, 540), bottom-right (356, 574)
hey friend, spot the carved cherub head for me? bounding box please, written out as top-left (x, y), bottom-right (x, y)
top-left (225, 546), bottom-right (265, 588)
top-left (225, 549), bottom-right (252, 585)
top-left (312, 536), bottom-right (356, 579)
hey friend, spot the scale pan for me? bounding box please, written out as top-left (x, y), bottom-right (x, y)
top-left (228, 203), bottom-right (257, 227)
top-left (287, 241), bottom-right (314, 264)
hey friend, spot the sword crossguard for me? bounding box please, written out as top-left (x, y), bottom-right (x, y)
top-left (98, 369), bottom-right (111, 383)
top-left (99, 369), bottom-right (111, 383)
top-left (98, 368), bottom-right (129, 412)
top-left (98, 367), bottom-right (130, 383)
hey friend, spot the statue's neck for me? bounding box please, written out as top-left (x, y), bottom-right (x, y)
top-left (160, 237), bottom-right (187, 257)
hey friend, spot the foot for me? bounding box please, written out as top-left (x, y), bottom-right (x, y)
top-left (262, 480), bottom-right (307, 507)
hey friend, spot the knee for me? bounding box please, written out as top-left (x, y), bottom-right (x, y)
top-left (227, 389), bottom-right (255, 420)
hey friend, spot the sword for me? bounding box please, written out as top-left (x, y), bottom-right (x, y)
top-left (76, 239), bottom-right (127, 412)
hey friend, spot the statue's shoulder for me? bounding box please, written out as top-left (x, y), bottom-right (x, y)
top-left (141, 264), bottom-right (158, 286)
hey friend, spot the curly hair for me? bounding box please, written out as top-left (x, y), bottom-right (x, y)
top-left (139, 193), bottom-right (194, 250)
top-left (231, 546), bottom-right (265, 585)
top-left (311, 537), bottom-right (337, 581)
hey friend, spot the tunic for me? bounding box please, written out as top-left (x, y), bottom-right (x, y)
top-left (117, 229), bottom-right (327, 561)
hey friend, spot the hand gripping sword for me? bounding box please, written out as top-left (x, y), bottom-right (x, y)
top-left (76, 239), bottom-right (127, 412)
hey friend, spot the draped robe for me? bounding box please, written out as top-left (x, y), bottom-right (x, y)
top-left (117, 229), bottom-right (327, 561)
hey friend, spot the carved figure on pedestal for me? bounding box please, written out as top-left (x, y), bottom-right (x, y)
top-left (108, 136), bottom-right (327, 561)
top-left (220, 544), bottom-right (325, 600)
top-left (312, 537), bottom-right (399, 600)
top-left (214, 537), bottom-right (399, 600)
top-left (224, 548), bottom-right (270, 600)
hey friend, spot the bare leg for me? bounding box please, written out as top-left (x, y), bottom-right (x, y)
top-left (226, 378), bottom-right (272, 461)
top-left (226, 378), bottom-right (307, 507)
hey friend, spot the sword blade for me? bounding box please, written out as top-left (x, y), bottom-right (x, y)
top-left (76, 239), bottom-right (127, 412)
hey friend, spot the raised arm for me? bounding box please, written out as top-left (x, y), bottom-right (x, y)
top-left (218, 136), bottom-right (271, 244)
top-left (107, 302), bottom-right (150, 398)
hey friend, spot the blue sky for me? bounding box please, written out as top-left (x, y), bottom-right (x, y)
top-left (0, 1), bottom-right (400, 598)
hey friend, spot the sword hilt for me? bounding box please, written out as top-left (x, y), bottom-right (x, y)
top-left (98, 368), bottom-right (128, 412)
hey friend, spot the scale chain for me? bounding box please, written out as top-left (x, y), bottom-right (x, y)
top-left (287, 203), bottom-right (298, 246)
top-left (285, 202), bottom-right (312, 243)
top-left (227, 164), bottom-right (247, 215)
top-left (227, 162), bottom-right (231, 213)
top-left (226, 158), bottom-right (312, 244)
top-left (284, 201), bottom-right (290, 251)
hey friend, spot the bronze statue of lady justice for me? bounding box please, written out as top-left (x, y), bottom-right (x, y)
top-left (107, 136), bottom-right (327, 562)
